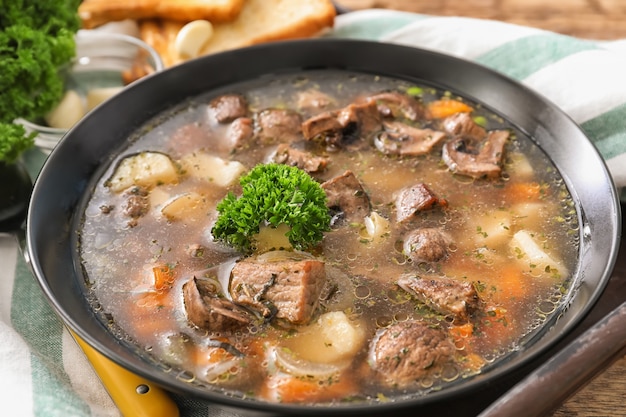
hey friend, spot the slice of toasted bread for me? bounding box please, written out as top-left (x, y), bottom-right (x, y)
top-left (138, 0), bottom-right (336, 67)
top-left (79, 0), bottom-right (245, 29)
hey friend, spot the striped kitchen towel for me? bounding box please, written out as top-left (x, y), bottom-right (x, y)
top-left (331, 9), bottom-right (626, 190)
top-left (2, 9), bottom-right (625, 417)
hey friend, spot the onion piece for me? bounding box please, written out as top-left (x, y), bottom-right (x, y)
top-left (363, 211), bottom-right (390, 240)
top-left (205, 357), bottom-right (240, 383)
top-left (272, 346), bottom-right (350, 379)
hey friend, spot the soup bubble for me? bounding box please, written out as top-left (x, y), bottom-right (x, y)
top-left (176, 370), bottom-right (196, 383)
top-left (354, 285), bottom-right (371, 299)
top-left (537, 299), bottom-right (557, 315)
top-left (375, 316), bottom-right (393, 328)
top-left (393, 312), bottom-right (409, 322)
top-left (419, 376), bottom-right (434, 388)
top-left (441, 364), bottom-right (460, 382)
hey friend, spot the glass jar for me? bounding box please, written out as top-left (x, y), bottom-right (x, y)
top-left (16, 30), bottom-right (165, 154)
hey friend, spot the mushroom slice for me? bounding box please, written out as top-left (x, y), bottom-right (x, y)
top-left (375, 121), bottom-right (446, 156)
top-left (366, 91), bottom-right (426, 121)
top-left (269, 143), bottom-right (328, 173)
top-left (442, 130), bottom-right (509, 179)
top-left (442, 112), bottom-right (486, 140)
top-left (183, 276), bottom-right (254, 333)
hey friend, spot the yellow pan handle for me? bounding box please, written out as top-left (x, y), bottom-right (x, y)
top-left (70, 329), bottom-right (180, 417)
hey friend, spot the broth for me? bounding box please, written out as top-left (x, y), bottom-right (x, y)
top-left (79, 70), bottom-right (579, 405)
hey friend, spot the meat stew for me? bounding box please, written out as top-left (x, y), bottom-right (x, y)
top-left (78, 70), bottom-right (579, 405)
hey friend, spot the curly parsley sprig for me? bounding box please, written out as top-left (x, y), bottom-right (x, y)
top-left (0, 0), bottom-right (80, 163)
top-left (212, 163), bottom-right (331, 253)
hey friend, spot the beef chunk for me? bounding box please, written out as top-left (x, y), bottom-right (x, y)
top-left (209, 94), bottom-right (248, 123)
top-left (442, 130), bottom-right (509, 179)
top-left (255, 109), bottom-right (303, 144)
top-left (365, 91), bottom-right (426, 121)
top-left (443, 112), bottom-right (486, 141)
top-left (226, 117), bottom-right (254, 151)
top-left (301, 99), bottom-right (381, 149)
top-left (301, 110), bottom-right (343, 140)
top-left (395, 183), bottom-right (446, 223)
top-left (183, 277), bottom-right (254, 332)
top-left (270, 143), bottom-right (328, 173)
top-left (337, 99), bottom-right (382, 136)
top-left (402, 228), bottom-right (450, 263)
top-left (321, 171), bottom-right (371, 223)
top-left (397, 275), bottom-right (479, 322)
top-left (371, 320), bottom-right (455, 388)
top-left (229, 257), bottom-right (326, 325)
top-left (122, 186), bottom-right (149, 218)
top-left (374, 121), bottom-right (446, 156)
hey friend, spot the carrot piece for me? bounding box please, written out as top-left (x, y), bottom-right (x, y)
top-left (461, 352), bottom-right (486, 373)
top-left (479, 305), bottom-right (517, 346)
top-left (505, 181), bottom-right (544, 203)
top-left (152, 263), bottom-right (175, 290)
top-left (450, 322), bottom-right (474, 339)
top-left (124, 291), bottom-right (173, 339)
top-left (206, 343), bottom-right (234, 362)
top-left (260, 373), bottom-right (357, 404)
top-left (194, 337), bottom-right (266, 372)
top-left (426, 98), bottom-right (473, 118)
top-left (449, 325), bottom-right (486, 373)
top-left (450, 322), bottom-right (474, 350)
top-left (491, 265), bottom-right (528, 304)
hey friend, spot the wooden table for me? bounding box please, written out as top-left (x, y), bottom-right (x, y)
top-left (335, 1), bottom-right (626, 416)
top-left (336, 0), bottom-right (626, 39)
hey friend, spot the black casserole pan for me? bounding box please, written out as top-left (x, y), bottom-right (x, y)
top-left (25, 39), bottom-right (621, 416)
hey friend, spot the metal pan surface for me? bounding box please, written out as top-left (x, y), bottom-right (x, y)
top-left (26, 39), bottom-right (621, 416)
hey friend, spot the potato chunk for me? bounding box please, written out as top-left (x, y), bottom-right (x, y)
top-left (107, 152), bottom-right (179, 193)
top-left (282, 311), bottom-right (366, 364)
top-left (253, 223), bottom-right (292, 253)
top-left (160, 192), bottom-right (207, 223)
top-left (180, 152), bottom-right (245, 187)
